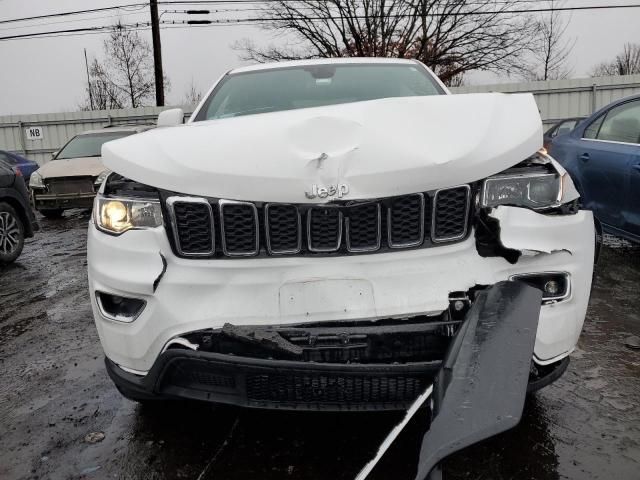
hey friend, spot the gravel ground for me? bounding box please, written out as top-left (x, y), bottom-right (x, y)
top-left (0, 212), bottom-right (639, 480)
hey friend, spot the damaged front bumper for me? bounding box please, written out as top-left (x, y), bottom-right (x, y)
top-left (88, 204), bottom-right (594, 377)
top-left (32, 190), bottom-right (96, 210)
top-left (105, 281), bottom-right (563, 412)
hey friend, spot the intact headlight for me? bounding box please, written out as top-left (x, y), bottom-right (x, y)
top-left (29, 171), bottom-right (44, 188)
top-left (95, 194), bottom-right (163, 235)
top-left (482, 172), bottom-right (561, 209)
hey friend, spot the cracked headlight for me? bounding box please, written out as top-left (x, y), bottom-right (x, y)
top-left (29, 171), bottom-right (44, 188)
top-left (482, 172), bottom-right (561, 210)
top-left (95, 194), bottom-right (163, 235)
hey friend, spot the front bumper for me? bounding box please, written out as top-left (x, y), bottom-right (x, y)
top-left (88, 205), bottom-right (595, 375)
top-left (32, 190), bottom-right (95, 210)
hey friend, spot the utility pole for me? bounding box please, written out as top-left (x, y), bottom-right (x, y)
top-left (150, 0), bottom-right (164, 106)
top-left (84, 48), bottom-right (94, 110)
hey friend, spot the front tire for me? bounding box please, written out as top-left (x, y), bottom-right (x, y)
top-left (0, 202), bottom-right (25, 265)
top-left (39, 208), bottom-right (64, 219)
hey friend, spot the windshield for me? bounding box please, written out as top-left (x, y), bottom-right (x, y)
top-left (195, 63), bottom-right (444, 121)
top-left (55, 132), bottom-right (134, 160)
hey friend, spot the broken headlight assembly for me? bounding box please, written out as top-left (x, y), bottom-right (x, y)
top-left (95, 193), bottom-right (163, 235)
top-left (482, 171), bottom-right (561, 209)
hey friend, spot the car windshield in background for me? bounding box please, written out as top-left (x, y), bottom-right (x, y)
top-left (55, 132), bottom-right (134, 160)
top-left (196, 63), bottom-right (444, 121)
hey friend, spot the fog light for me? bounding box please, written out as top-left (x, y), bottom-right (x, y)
top-left (544, 280), bottom-right (560, 296)
top-left (96, 291), bottom-right (146, 322)
top-left (510, 272), bottom-right (570, 302)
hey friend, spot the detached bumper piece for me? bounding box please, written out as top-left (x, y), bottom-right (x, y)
top-left (416, 281), bottom-right (542, 479)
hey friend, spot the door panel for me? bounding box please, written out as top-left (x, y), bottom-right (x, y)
top-left (576, 140), bottom-right (630, 229)
top-left (578, 99), bottom-right (640, 230)
top-left (626, 149), bottom-right (640, 237)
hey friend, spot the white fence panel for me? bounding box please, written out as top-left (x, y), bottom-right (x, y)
top-left (452, 74), bottom-right (640, 127)
top-left (0, 106), bottom-right (194, 165)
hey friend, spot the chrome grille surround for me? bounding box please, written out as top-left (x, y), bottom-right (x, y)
top-left (166, 196), bottom-right (215, 257)
top-left (307, 206), bottom-right (343, 253)
top-left (431, 185), bottom-right (471, 243)
top-left (264, 203), bottom-right (302, 255)
top-left (219, 199), bottom-right (260, 256)
top-left (345, 202), bottom-right (382, 253)
top-left (387, 193), bottom-right (425, 249)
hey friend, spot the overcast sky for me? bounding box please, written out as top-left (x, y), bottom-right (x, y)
top-left (0, 0), bottom-right (639, 116)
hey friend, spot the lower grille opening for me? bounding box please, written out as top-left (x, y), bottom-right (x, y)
top-left (181, 311), bottom-right (461, 365)
top-left (156, 294), bottom-right (479, 410)
top-left (246, 372), bottom-right (427, 404)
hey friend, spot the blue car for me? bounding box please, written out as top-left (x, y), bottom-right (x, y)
top-left (0, 150), bottom-right (39, 185)
top-left (550, 94), bottom-right (640, 243)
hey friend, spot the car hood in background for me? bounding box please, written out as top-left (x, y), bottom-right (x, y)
top-left (37, 157), bottom-right (106, 179)
top-left (103, 93), bottom-right (542, 203)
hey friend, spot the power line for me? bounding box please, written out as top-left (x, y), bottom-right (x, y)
top-left (2, 2), bottom-right (640, 42)
top-left (0, 1), bottom-right (613, 28)
top-left (0, 22), bottom-right (150, 41)
top-left (0, 4), bottom-right (147, 25)
top-left (0, 11), bottom-right (148, 32)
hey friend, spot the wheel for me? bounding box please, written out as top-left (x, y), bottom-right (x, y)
top-left (39, 208), bottom-right (64, 219)
top-left (0, 202), bottom-right (25, 265)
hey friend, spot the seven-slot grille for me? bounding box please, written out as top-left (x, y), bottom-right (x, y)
top-left (166, 185), bottom-right (471, 258)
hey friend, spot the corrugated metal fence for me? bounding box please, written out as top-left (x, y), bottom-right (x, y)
top-left (452, 73), bottom-right (640, 127)
top-left (2, 73), bottom-right (640, 165)
top-left (0, 106), bottom-right (193, 165)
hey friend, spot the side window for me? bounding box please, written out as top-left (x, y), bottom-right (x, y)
top-left (596, 100), bottom-right (640, 144)
top-left (556, 120), bottom-right (577, 136)
top-left (583, 115), bottom-right (605, 139)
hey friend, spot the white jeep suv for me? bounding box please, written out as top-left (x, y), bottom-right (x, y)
top-left (88, 59), bottom-right (595, 465)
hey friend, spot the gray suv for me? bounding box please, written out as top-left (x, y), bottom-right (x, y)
top-left (0, 158), bottom-right (37, 264)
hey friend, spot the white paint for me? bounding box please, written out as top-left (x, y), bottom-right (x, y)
top-left (102, 92), bottom-right (542, 203)
top-left (157, 108), bottom-right (184, 128)
top-left (87, 207), bottom-right (594, 372)
top-left (25, 126), bottom-right (44, 140)
top-left (489, 206), bottom-right (593, 255)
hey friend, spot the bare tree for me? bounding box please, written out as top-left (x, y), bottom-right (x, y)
top-left (591, 43), bottom-right (640, 77)
top-left (83, 23), bottom-right (169, 109)
top-left (524, 0), bottom-right (573, 81)
top-left (181, 79), bottom-right (203, 105)
top-left (234, 0), bottom-right (535, 86)
top-left (80, 59), bottom-right (124, 110)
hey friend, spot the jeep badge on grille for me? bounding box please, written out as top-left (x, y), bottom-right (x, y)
top-left (305, 183), bottom-right (349, 199)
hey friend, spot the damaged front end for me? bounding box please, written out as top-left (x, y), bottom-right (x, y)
top-left (105, 281), bottom-right (564, 414)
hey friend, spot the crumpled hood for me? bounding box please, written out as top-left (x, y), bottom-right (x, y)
top-left (37, 157), bottom-right (106, 179)
top-left (103, 93), bottom-right (542, 203)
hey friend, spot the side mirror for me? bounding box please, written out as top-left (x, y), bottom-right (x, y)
top-left (51, 151), bottom-right (58, 159)
top-left (157, 108), bottom-right (185, 127)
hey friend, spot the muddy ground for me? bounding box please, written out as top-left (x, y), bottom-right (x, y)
top-left (1, 210), bottom-right (639, 480)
